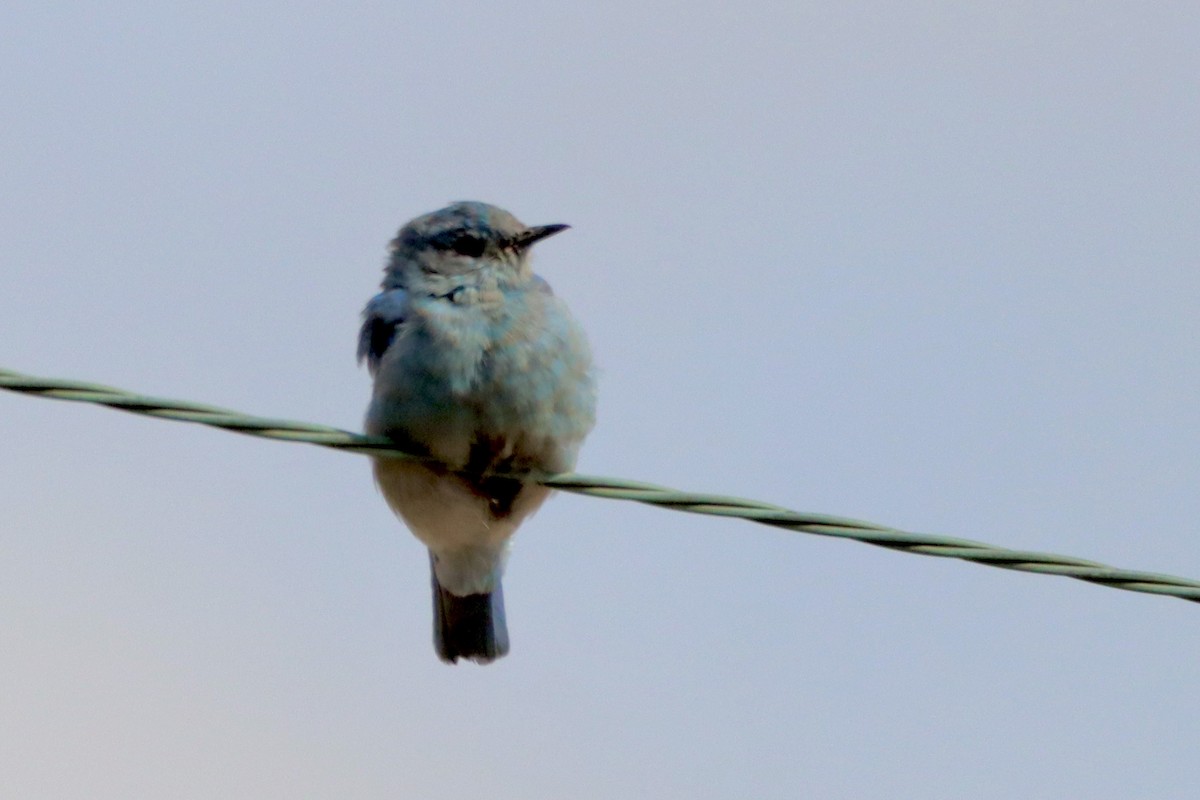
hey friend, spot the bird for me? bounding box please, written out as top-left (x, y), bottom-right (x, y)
top-left (358, 201), bottom-right (596, 664)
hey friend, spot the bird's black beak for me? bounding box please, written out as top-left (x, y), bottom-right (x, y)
top-left (514, 223), bottom-right (570, 248)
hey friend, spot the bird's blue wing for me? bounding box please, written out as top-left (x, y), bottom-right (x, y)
top-left (357, 289), bottom-right (409, 373)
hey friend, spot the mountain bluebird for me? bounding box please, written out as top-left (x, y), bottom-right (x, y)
top-left (359, 201), bottom-right (596, 664)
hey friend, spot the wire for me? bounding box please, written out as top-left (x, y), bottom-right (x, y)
top-left (3, 366), bottom-right (1198, 604)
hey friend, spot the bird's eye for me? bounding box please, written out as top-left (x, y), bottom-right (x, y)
top-left (449, 233), bottom-right (486, 257)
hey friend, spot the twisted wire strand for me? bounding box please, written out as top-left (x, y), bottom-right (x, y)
top-left (3, 366), bottom-right (1198, 604)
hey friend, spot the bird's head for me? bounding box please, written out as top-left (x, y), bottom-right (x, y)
top-left (383, 201), bottom-right (568, 291)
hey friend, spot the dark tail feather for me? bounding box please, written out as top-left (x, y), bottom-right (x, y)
top-left (430, 561), bottom-right (509, 665)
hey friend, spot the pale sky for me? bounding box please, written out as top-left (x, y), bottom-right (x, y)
top-left (2, 3), bottom-right (1198, 798)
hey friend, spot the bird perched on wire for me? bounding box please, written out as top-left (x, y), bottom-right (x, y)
top-left (358, 201), bottom-right (596, 664)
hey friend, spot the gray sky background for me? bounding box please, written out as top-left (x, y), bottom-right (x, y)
top-left (2, 3), bottom-right (1198, 798)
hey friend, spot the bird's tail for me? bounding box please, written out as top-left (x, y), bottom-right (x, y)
top-left (430, 558), bottom-right (509, 664)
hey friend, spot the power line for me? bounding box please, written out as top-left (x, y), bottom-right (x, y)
top-left (3, 366), bottom-right (1198, 604)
